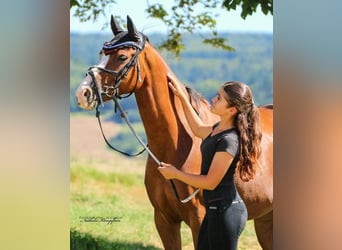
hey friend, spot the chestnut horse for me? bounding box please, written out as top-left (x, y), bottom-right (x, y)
top-left (75, 15), bottom-right (273, 250)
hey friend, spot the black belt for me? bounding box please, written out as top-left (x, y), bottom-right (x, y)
top-left (207, 199), bottom-right (243, 211)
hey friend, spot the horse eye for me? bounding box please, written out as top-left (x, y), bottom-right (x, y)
top-left (118, 55), bottom-right (128, 61)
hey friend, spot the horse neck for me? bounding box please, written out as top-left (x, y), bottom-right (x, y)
top-left (134, 44), bottom-right (185, 148)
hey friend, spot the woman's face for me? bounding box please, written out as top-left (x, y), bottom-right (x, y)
top-left (210, 87), bottom-right (231, 116)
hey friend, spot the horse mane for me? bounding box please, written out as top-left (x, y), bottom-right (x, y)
top-left (185, 86), bottom-right (211, 118)
top-left (185, 86), bottom-right (207, 103)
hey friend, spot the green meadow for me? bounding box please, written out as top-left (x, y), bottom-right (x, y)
top-left (70, 151), bottom-right (261, 249)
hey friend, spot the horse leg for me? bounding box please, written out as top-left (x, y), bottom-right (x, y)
top-left (188, 219), bottom-right (201, 249)
top-left (254, 210), bottom-right (273, 250)
top-left (154, 209), bottom-right (181, 250)
top-left (185, 208), bottom-right (205, 249)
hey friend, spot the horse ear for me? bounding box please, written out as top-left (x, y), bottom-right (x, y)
top-left (111, 15), bottom-right (124, 35)
top-left (127, 15), bottom-right (140, 41)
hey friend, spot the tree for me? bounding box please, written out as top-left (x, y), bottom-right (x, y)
top-left (70, 0), bottom-right (272, 56)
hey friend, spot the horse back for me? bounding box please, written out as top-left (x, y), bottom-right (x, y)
top-left (259, 105), bottom-right (273, 135)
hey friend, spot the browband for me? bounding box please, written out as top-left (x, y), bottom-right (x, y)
top-left (103, 41), bottom-right (142, 55)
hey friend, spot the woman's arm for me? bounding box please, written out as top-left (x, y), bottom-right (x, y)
top-left (167, 73), bottom-right (212, 139)
top-left (158, 152), bottom-right (234, 190)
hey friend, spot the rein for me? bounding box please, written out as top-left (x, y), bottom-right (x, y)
top-left (95, 106), bottom-right (146, 157)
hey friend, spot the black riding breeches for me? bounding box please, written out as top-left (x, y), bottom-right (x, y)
top-left (197, 200), bottom-right (248, 250)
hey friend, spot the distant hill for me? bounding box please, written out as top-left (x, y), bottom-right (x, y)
top-left (70, 32), bottom-right (273, 120)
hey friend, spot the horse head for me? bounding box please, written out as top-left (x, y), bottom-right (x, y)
top-left (76, 15), bottom-right (147, 111)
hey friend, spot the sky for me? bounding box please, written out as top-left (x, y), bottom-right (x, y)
top-left (70, 0), bottom-right (273, 34)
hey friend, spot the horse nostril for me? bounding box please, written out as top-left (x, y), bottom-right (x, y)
top-left (80, 86), bottom-right (94, 104)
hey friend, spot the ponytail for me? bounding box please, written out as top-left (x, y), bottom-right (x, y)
top-left (236, 104), bottom-right (262, 181)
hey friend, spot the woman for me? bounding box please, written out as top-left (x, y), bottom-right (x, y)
top-left (158, 73), bottom-right (262, 250)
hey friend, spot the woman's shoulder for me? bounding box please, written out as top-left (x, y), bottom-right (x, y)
top-left (218, 128), bottom-right (239, 147)
top-left (221, 128), bottom-right (239, 139)
top-left (216, 129), bottom-right (239, 156)
top-left (221, 128), bottom-right (239, 141)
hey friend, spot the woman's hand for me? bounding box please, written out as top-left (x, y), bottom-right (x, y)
top-left (167, 73), bottom-right (187, 100)
top-left (158, 162), bottom-right (179, 180)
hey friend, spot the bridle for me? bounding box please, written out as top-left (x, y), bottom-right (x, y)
top-left (86, 36), bottom-right (200, 203)
top-left (86, 39), bottom-right (145, 108)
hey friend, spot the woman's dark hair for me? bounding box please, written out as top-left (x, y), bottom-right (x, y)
top-left (223, 81), bottom-right (262, 181)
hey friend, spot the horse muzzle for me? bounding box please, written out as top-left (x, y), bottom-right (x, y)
top-left (76, 85), bottom-right (98, 111)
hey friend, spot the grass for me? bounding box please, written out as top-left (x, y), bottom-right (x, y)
top-left (70, 154), bottom-right (261, 249)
